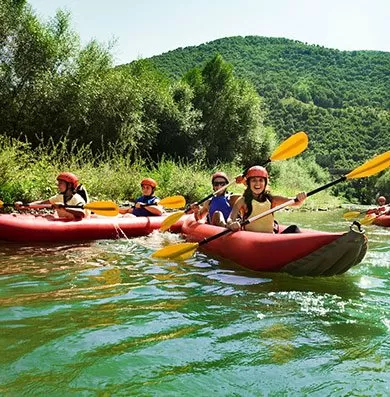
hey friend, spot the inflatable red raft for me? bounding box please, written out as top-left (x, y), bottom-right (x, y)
top-left (372, 214), bottom-right (390, 227)
top-left (181, 216), bottom-right (368, 276)
top-left (0, 214), bottom-right (183, 243)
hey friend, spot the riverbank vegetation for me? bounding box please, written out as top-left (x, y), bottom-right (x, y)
top-left (1, 0), bottom-right (388, 205)
top-left (0, 135), bottom-right (339, 209)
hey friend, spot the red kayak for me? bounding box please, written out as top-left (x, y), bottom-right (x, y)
top-left (373, 215), bottom-right (390, 227)
top-left (181, 216), bottom-right (368, 276)
top-left (0, 214), bottom-right (184, 243)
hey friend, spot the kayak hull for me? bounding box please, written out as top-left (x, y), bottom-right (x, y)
top-left (373, 215), bottom-right (390, 227)
top-left (0, 214), bottom-right (183, 243)
top-left (181, 216), bottom-right (368, 276)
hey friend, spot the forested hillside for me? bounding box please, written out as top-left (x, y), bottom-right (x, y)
top-left (1, 1), bottom-right (389, 203)
top-left (148, 36), bottom-right (390, 170)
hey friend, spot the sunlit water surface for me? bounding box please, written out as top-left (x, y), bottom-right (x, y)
top-left (0, 210), bottom-right (389, 396)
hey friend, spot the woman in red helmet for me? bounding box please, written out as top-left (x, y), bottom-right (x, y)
top-left (14, 172), bottom-right (87, 220)
top-left (119, 178), bottom-right (164, 217)
top-left (191, 172), bottom-right (240, 226)
top-left (227, 166), bottom-right (307, 233)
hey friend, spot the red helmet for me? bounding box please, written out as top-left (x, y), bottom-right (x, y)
top-left (141, 178), bottom-right (157, 188)
top-left (245, 166), bottom-right (268, 179)
top-left (378, 196), bottom-right (386, 204)
top-left (57, 172), bottom-right (78, 187)
top-left (211, 172), bottom-right (229, 184)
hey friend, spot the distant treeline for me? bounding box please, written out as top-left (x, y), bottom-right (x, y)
top-left (0, 1), bottom-right (389, 202)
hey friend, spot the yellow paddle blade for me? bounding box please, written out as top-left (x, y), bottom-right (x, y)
top-left (159, 195), bottom-right (186, 209)
top-left (160, 210), bottom-right (186, 232)
top-left (347, 151), bottom-right (390, 179)
top-left (359, 214), bottom-right (377, 226)
top-left (343, 211), bottom-right (361, 220)
top-left (270, 131), bottom-right (308, 161)
top-left (152, 242), bottom-right (199, 260)
top-left (84, 201), bottom-right (119, 216)
top-left (0, 200), bottom-right (3, 208)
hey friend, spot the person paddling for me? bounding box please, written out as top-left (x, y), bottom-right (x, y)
top-left (14, 172), bottom-right (87, 220)
top-left (191, 172), bottom-right (241, 226)
top-left (226, 166), bottom-right (307, 233)
top-left (119, 178), bottom-right (164, 217)
top-left (368, 195), bottom-right (390, 216)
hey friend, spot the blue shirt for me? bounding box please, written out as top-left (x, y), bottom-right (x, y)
top-left (208, 194), bottom-right (232, 223)
top-left (132, 195), bottom-right (160, 217)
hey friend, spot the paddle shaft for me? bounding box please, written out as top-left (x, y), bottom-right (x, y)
top-left (19, 204), bottom-right (95, 210)
top-left (132, 195), bottom-right (185, 209)
top-left (306, 176), bottom-right (346, 198)
top-left (198, 227), bottom-right (233, 247)
top-left (242, 175), bottom-right (348, 227)
top-left (129, 202), bottom-right (159, 208)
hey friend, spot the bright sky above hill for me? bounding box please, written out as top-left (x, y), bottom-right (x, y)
top-left (28, 0), bottom-right (390, 65)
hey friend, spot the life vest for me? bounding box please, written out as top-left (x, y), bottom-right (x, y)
top-left (243, 198), bottom-right (274, 233)
top-left (50, 193), bottom-right (86, 219)
top-left (132, 195), bottom-right (159, 217)
top-left (207, 194), bottom-right (232, 223)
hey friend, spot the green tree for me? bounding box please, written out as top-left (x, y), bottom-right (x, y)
top-left (184, 54), bottom-right (272, 165)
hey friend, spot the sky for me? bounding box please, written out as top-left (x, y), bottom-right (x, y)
top-left (28, 0), bottom-right (390, 65)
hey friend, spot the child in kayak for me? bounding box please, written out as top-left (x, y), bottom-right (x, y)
top-left (226, 166), bottom-right (307, 233)
top-left (191, 172), bottom-right (240, 226)
top-left (14, 172), bottom-right (87, 220)
top-left (119, 178), bottom-right (164, 217)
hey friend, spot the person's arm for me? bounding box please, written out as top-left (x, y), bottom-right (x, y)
top-left (380, 205), bottom-right (390, 215)
top-left (14, 199), bottom-right (51, 209)
top-left (133, 196), bottom-right (165, 216)
top-left (191, 200), bottom-right (210, 221)
top-left (54, 204), bottom-right (85, 219)
top-left (53, 195), bottom-right (86, 219)
top-left (272, 192), bottom-right (307, 208)
top-left (119, 207), bottom-right (133, 215)
top-left (141, 202), bottom-right (164, 216)
top-left (226, 197), bottom-right (244, 231)
top-left (228, 194), bottom-right (241, 208)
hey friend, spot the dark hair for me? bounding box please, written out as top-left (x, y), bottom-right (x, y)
top-left (243, 187), bottom-right (272, 220)
top-left (75, 184), bottom-right (89, 203)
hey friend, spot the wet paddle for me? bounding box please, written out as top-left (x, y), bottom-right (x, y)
top-left (342, 211), bottom-right (379, 225)
top-left (144, 195), bottom-right (186, 209)
top-left (359, 214), bottom-right (379, 226)
top-left (343, 206), bottom-right (388, 220)
top-left (160, 131), bottom-right (309, 232)
top-left (152, 151), bottom-right (390, 260)
top-left (0, 200), bottom-right (120, 217)
top-left (343, 211), bottom-right (363, 220)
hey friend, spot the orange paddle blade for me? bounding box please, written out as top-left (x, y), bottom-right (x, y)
top-left (347, 151), bottom-right (390, 179)
top-left (160, 211), bottom-right (185, 232)
top-left (270, 131), bottom-right (308, 161)
top-left (152, 242), bottom-right (199, 260)
top-left (159, 195), bottom-right (186, 209)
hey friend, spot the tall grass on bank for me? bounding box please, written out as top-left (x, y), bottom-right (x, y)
top-left (0, 135), bottom-right (340, 209)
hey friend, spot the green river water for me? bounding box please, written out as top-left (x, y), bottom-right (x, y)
top-left (0, 210), bottom-right (389, 396)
